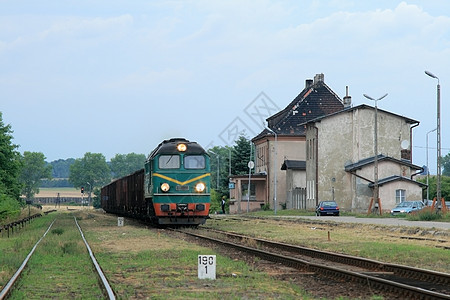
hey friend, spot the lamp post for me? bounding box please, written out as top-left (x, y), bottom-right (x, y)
top-left (247, 141), bottom-right (254, 213)
top-left (363, 93), bottom-right (388, 213)
top-left (425, 70), bottom-right (441, 213)
top-left (265, 126), bottom-right (278, 215)
top-left (426, 128), bottom-right (437, 202)
top-left (227, 147), bottom-right (232, 176)
top-left (209, 151), bottom-right (220, 190)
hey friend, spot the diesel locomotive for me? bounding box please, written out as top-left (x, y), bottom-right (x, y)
top-left (101, 138), bottom-right (211, 225)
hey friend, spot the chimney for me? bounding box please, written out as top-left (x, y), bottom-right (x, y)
top-left (305, 79), bottom-right (313, 88)
top-left (343, 86), bottom-right (352, 108)
top-left (313, 73), bottom-right (324, 84)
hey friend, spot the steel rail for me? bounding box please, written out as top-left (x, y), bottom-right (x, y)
top-left (74, 217), bottom-right (116, 300)
top-left (206, 228), bottom-right (450, 285)
top-left (0, 219), bottom-right (56, 300)
top-left (177, 229), bottom-right (450, 299)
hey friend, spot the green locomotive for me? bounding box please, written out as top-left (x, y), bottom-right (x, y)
top-left (101, 138), bottom-right (211, 225)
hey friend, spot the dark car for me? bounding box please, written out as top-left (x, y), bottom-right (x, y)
top-left (390, 201), bottom-right (424, 215)
top-left (315, 201), bottom-right (340, 216)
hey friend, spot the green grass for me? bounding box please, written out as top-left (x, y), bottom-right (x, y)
top-left (0, 215), bottom-right (54, 288)
top-left (206, 216), bottom-right (450, 273)
top-left (80, 213), bottom-right (316, 299)
top-left (246, 207), bottom-right (450, 222)
top-left (5, 213), bottom-right (104, 299)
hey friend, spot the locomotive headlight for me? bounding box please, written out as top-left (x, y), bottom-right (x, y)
top-left (195, 182), bottom-right (206, 192)
top-left (177, 143), bottom-right (187, 152)
top-left (161, 182), bottom-right (170, 192)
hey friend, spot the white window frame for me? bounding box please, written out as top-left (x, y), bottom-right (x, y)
top-left (396, 189), bottom-right (406, 204)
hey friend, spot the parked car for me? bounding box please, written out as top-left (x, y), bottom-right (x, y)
top-left (390, 201), bottom-right (424, 215)
top-left (315, 201), bottom-right (340, 216)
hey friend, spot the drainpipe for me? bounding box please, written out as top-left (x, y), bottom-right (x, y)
top-left (409, 121), bottom-right (420, 160)
top-left (313, 125), bottom-right (319, 206)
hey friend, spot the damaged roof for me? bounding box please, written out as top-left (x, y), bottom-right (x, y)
top-left (266, 74), bottom-right (344, 136)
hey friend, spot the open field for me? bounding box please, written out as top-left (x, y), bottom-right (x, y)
top-left (36, 187), bottom-right (82, 198)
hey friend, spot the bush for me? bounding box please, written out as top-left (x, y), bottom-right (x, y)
top-left (0, 193), bottom-right (21, 220)
top-left (261, 203), bottom-right (271, 211)
top-left (209, 189), bottom-right (223, 214)
top-left (406, 207), bottom-right (442, 221)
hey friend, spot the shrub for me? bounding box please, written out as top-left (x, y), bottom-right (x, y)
top-left (0, 193), bottom-right (21, 220)
top-left (209, 189), bottom-right (222, 214)
top-left (406, 207), bottom-right (442, 221)
top-left (261, 203), bottom-right (271, 211)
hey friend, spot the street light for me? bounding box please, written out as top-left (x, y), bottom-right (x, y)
top-left (209, 150), bottom-right (220, 189)
top-left (363, 93), bottom-right (388, 213)
top-left (426, 128), bottom-right (437, 202)
top-left (247, 141), bottom-right (254, 213)
top-left (425, 70), bottom-right (441, 213)
top-left (227, 147), bottom-right (232, 176)
top-left (265, 126), bottom-right (278, 215)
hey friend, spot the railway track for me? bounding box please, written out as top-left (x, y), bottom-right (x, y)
top-left (176, 227), bottom-right (450, 299)
top-left (0, 215), bottom-right (115, 300)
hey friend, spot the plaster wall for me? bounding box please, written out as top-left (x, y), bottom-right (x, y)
top-left (308, 107), bottom-right (415, 211)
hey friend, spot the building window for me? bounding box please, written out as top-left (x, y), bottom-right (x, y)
top-left (242, 183), bottom-right (256, 201)
top-left (396, 189), bottom-right (406, 204)
top-left (256, 144), bottom-right (266, 168)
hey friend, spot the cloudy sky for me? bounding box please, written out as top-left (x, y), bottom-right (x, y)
top-left (1, 1), bottom-right (449, 174)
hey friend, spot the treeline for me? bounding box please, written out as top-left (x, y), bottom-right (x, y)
top-left (40, 154), bottom-right (147, 188)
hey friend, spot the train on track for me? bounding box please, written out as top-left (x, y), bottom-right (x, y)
top-left (101, 138), bottom-right (211, 226)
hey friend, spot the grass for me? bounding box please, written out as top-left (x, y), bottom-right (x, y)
top-left (206, 216), bottom-right (450, 273)
top-left (2, 209), bottom-right (448, 299)
top-left (6, 213), bottom-right (104, 299)
top-left (248, 207), bottom-right (450, 222)
top-left (0, 214), bottom-right (54, 288)
top-left (36, 187), bottom-right (81, 198)
top-left (79, 212), bottom-right (315, 299)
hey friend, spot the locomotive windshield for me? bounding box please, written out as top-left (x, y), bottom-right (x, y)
top-left (184, 155), bottom-right (206, 169)
top-left (159, 155), bottom-right (180, 169)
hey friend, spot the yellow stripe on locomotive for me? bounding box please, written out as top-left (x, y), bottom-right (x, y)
top-left (144, 138), bottom-right (211, 224)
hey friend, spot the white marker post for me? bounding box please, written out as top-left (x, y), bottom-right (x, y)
top-left (198, 255), bottom-right (216, 280)
top-left (117, 217), bottom-right (124, 227)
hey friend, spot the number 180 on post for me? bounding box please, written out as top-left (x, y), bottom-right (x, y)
top-left (198, 255), bottom-right (216, 280)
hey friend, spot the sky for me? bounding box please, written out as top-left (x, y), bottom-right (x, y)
top-left (1, 1), bottom-right (450, 174)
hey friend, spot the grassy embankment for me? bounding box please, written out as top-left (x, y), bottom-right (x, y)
top-left (1, 209), bottom-right (313, 299)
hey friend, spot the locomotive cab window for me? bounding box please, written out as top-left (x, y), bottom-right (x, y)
top-left (184, 155), bottom-right (206, 169)
top-left (159, 155), bottom-right (180, 169)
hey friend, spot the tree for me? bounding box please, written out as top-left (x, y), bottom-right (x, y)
top-left (207, 135), bottom-right (255, 197)
top-left (49, 158), bottom-right (76, 178)
top-left (0, 112), bottom-right (22, 203)
top-left (441, 152), bottom-right (450, 176)
top-left (417, 175), bottom-right (450, 201)
top-left (110, 153), bottom-right (146, 178)
top-left (231, 135), bottom-right (254, 175)
top-left (20, 151), bottom-right (52, 201)
top-left (208, 146), bottom-right (231, 195)
top-left (69, 152), bottom-right (111, 205)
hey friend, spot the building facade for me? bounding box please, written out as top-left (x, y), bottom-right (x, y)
top-left (306, 104), bottom-right (424, 212)
top-left (251, 73), bottom-right (345, 211)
